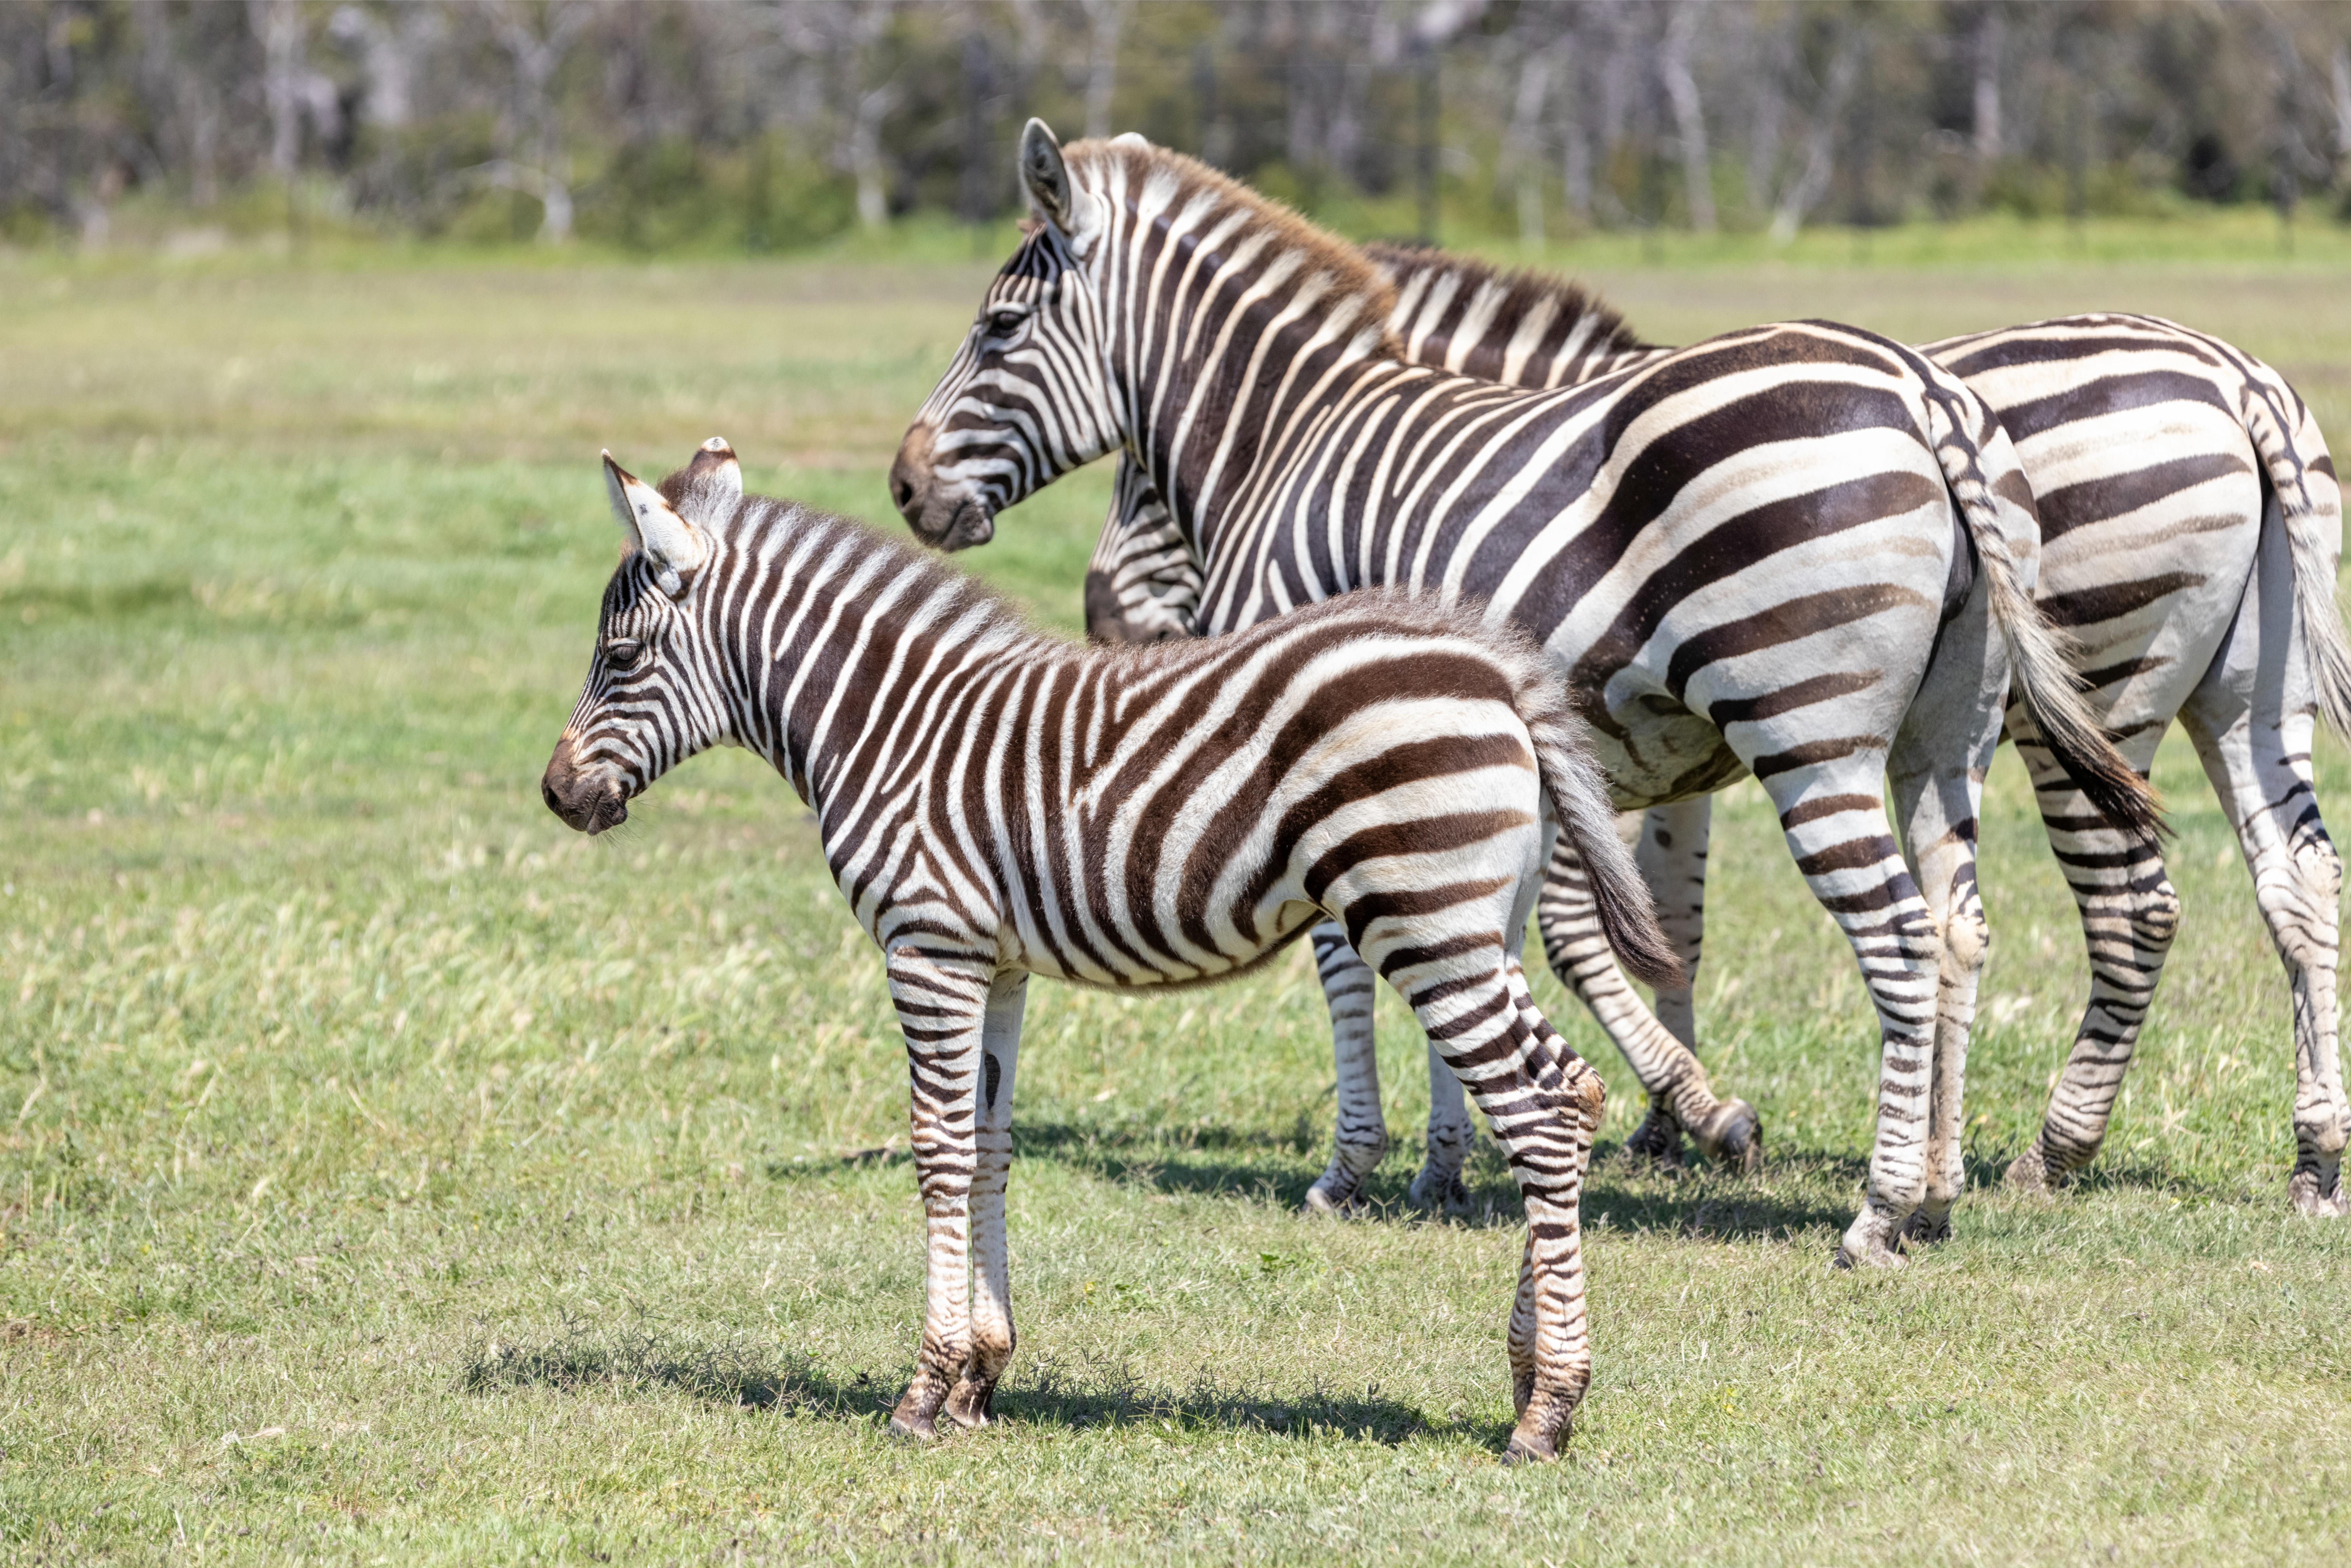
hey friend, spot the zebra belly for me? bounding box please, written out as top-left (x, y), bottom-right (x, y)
top-left (1583, 699), bottom-right (1745, 809)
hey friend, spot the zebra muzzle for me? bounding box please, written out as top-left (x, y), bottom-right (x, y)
top-left (541, 746), bottom-right (631, 835)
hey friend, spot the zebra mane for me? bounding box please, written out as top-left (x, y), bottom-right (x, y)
top-left (1361, 241), bottom-right (1649, 361)
top-left (1064, 137), bottom-right (1402, 354)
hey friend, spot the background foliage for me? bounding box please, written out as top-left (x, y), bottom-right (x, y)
top-left (9, 0), bottom-right (2351, 257)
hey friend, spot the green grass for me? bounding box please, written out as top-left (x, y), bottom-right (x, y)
top-left (3, 241), bottom-right (2349, 1564)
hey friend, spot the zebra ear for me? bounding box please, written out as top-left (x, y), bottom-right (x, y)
top-left (602, 450), bottom-right (708, 597)
top-left (1019, 118), bottom-right (1072, 230)
top-left (678, 436), bottom-right (742, 528)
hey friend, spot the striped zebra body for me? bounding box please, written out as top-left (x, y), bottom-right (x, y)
top-left (1200, 246), bottom-right (2349, 1218)
top-left (542, 440), bottom-right (1677, 1462)
top-left (895, 123), bottom-right (2158, 1266)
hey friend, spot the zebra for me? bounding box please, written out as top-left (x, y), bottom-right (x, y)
top-left (1093, 242), bottom-right (2350, 1219)
top-left (540, 437), bottom-right (1681, 1463)
top-left (891, 122), bottom-right (2162, 1268)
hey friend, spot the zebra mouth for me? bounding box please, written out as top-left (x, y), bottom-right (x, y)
top-left (582, 792), bottom-right (629, 836)
top-left (922, 496), bottom-right (996, 553)
top-left (544, 776), bottom-right (631, 836)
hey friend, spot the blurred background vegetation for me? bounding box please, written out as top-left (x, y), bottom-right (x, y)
top-left (9, 0), bottom-right (2351, 260)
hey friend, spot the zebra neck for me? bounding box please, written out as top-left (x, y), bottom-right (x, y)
top-left (1129, 351), bottom-right (1405, 562)
top-left (746, 545), bottom-right (1055, 818)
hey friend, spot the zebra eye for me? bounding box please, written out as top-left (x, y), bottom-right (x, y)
top-left (603, 638), bottom-right (645, 669)
top-left (986, 308), bottom-right (1027, 338)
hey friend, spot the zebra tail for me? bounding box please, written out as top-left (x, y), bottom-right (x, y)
top-left (2240, 385), bottom-right (2351, 738)
top-left (1926, 382), bottom-right (2168, 842)
top-left (1521, 697), bottom-right (1684, 990)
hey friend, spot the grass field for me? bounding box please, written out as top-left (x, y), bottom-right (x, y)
top-left (4, 227), bottom-right (2350, 1564)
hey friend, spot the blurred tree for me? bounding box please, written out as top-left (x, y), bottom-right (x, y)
top-left (1, 0), bottom-right (2345, 251)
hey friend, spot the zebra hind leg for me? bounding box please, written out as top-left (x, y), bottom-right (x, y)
top-left (2001, 730), bottom-right (2177, 1195)
top-left (1304, 923), bottom-right (1390, 1215)
top-left (1633, 799), bottom-right (1762, 1172)
top-left (945, 974), bottom-right (1028, 1429)
top-left (1535, 828), bottom-right (1757, 1172)
top-left (1752, 770), bottom-right (1943, 1269)
top-left (2179, 692), bottom-right (2348, 1217)
top-left (1379, 936), bottom-right (1603, 1462)
top-left (1887, 758), bottom-right (1996, 1248)
top-left (1407, 1039), bottom-right (1476, 1216)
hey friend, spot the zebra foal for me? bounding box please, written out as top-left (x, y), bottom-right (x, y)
top-left (541, 439), bottom-right (1678, 1462)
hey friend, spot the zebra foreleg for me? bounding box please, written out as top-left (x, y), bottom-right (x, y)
top-left (2002, 726), bottom-right (2176, 1195)
top-left (1535, 832), bottom-right (1754, 1172)
top-left (1636, 798), bottom-right (1713, 1051)
top-left (2181, 690), bottom-right (2348, 1217)
top-left (883, 946), bottom-right (1000, 1442)
top-left (1304, 924), bottom-right (1392, 1215)
top-left (945, 973), bottom-right (1028, 1429)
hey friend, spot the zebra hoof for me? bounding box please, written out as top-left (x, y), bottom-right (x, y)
top-left (1901, 1207), bottom-right (1953, 1246)
top-left (1407, 1167), bottom-right (1473, 1217)
top-left (2003, 1145), bottom-right (2054, 1193)
top-left (943, 1376), bottom-right (998, 1429)
top-left (1621, 1110), bottom-right (1686, 1169)
top-left (1694, 1099), bottom-right (1763, 1174)
top-left (887, 1411), bottom-right (939, 1443)
top-left (2288, 1168), bottom-right (2349, 1218)
top-left (1301, 1183), bottom-right (1367, 1217)
top-left (1832, 1240), bottom-right (1904, 1271)
top-left (1501, 1428), bottom-right (1559, 1465)
top-left (1833, 1209), bottom-right (1906, 1270)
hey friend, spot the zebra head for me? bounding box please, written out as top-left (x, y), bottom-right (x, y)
top-left (892, 119), bottom-right (1122, 552)
top-left (542, 439), bottom-right (742, 836)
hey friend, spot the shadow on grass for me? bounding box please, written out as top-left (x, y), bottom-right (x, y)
top-left (769, 1117), bottom-right (1868, 1243)
top-left (455, 1317), bottom-right (1495, 1449)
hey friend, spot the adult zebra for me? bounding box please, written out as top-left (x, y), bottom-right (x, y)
top-left (892, 123), bottom-right (2159, 1266)
top-left (542, 439), bottom-right (1678, 1462)
top-left (1092, 242), bottom-right (2351, 1218)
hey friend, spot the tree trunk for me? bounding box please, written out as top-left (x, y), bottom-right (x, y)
top-left (852, 82), bottom-right (899, 229)
top-left (2334, 44), bottom-right (2351, 165)
top-left (1080, 0), bottom-right (1127, 140)
top-left (248, 0), bottom-right (304, 178)
top-left (1972, 7), bottom-right (2003, 161)
top-left (1505, 43), bottom-right (1554, 249)
top-left (1769, 29), bottom-right (1859, 243)
top-left (1659, 2), bottom-right (1714, 232)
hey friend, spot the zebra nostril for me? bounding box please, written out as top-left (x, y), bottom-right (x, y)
top-left (892, 475), bottom-right (915, 511)
top-left (542, 780), bottom-right (563, 816)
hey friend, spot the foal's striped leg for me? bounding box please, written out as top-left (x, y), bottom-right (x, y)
top-left (883, 945), bottom-right (1001, 1441)
top-left (946, 972), bottom-right (1029, 1428)
top-left (1304, 924), bottom-right (1391, 1214)
top-left (1635, 797), bottom-right (1715, 1052)
top-left (1366, 909), bottom-right (1604, 1460)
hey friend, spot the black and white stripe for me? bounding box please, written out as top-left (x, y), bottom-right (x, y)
top-left (1246, 245), bottom-right (2349, 1218)
top-left (895, 123), bottom-right (2161, 1266)
top-left (543, 439), bottom-right (1679, 1463)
